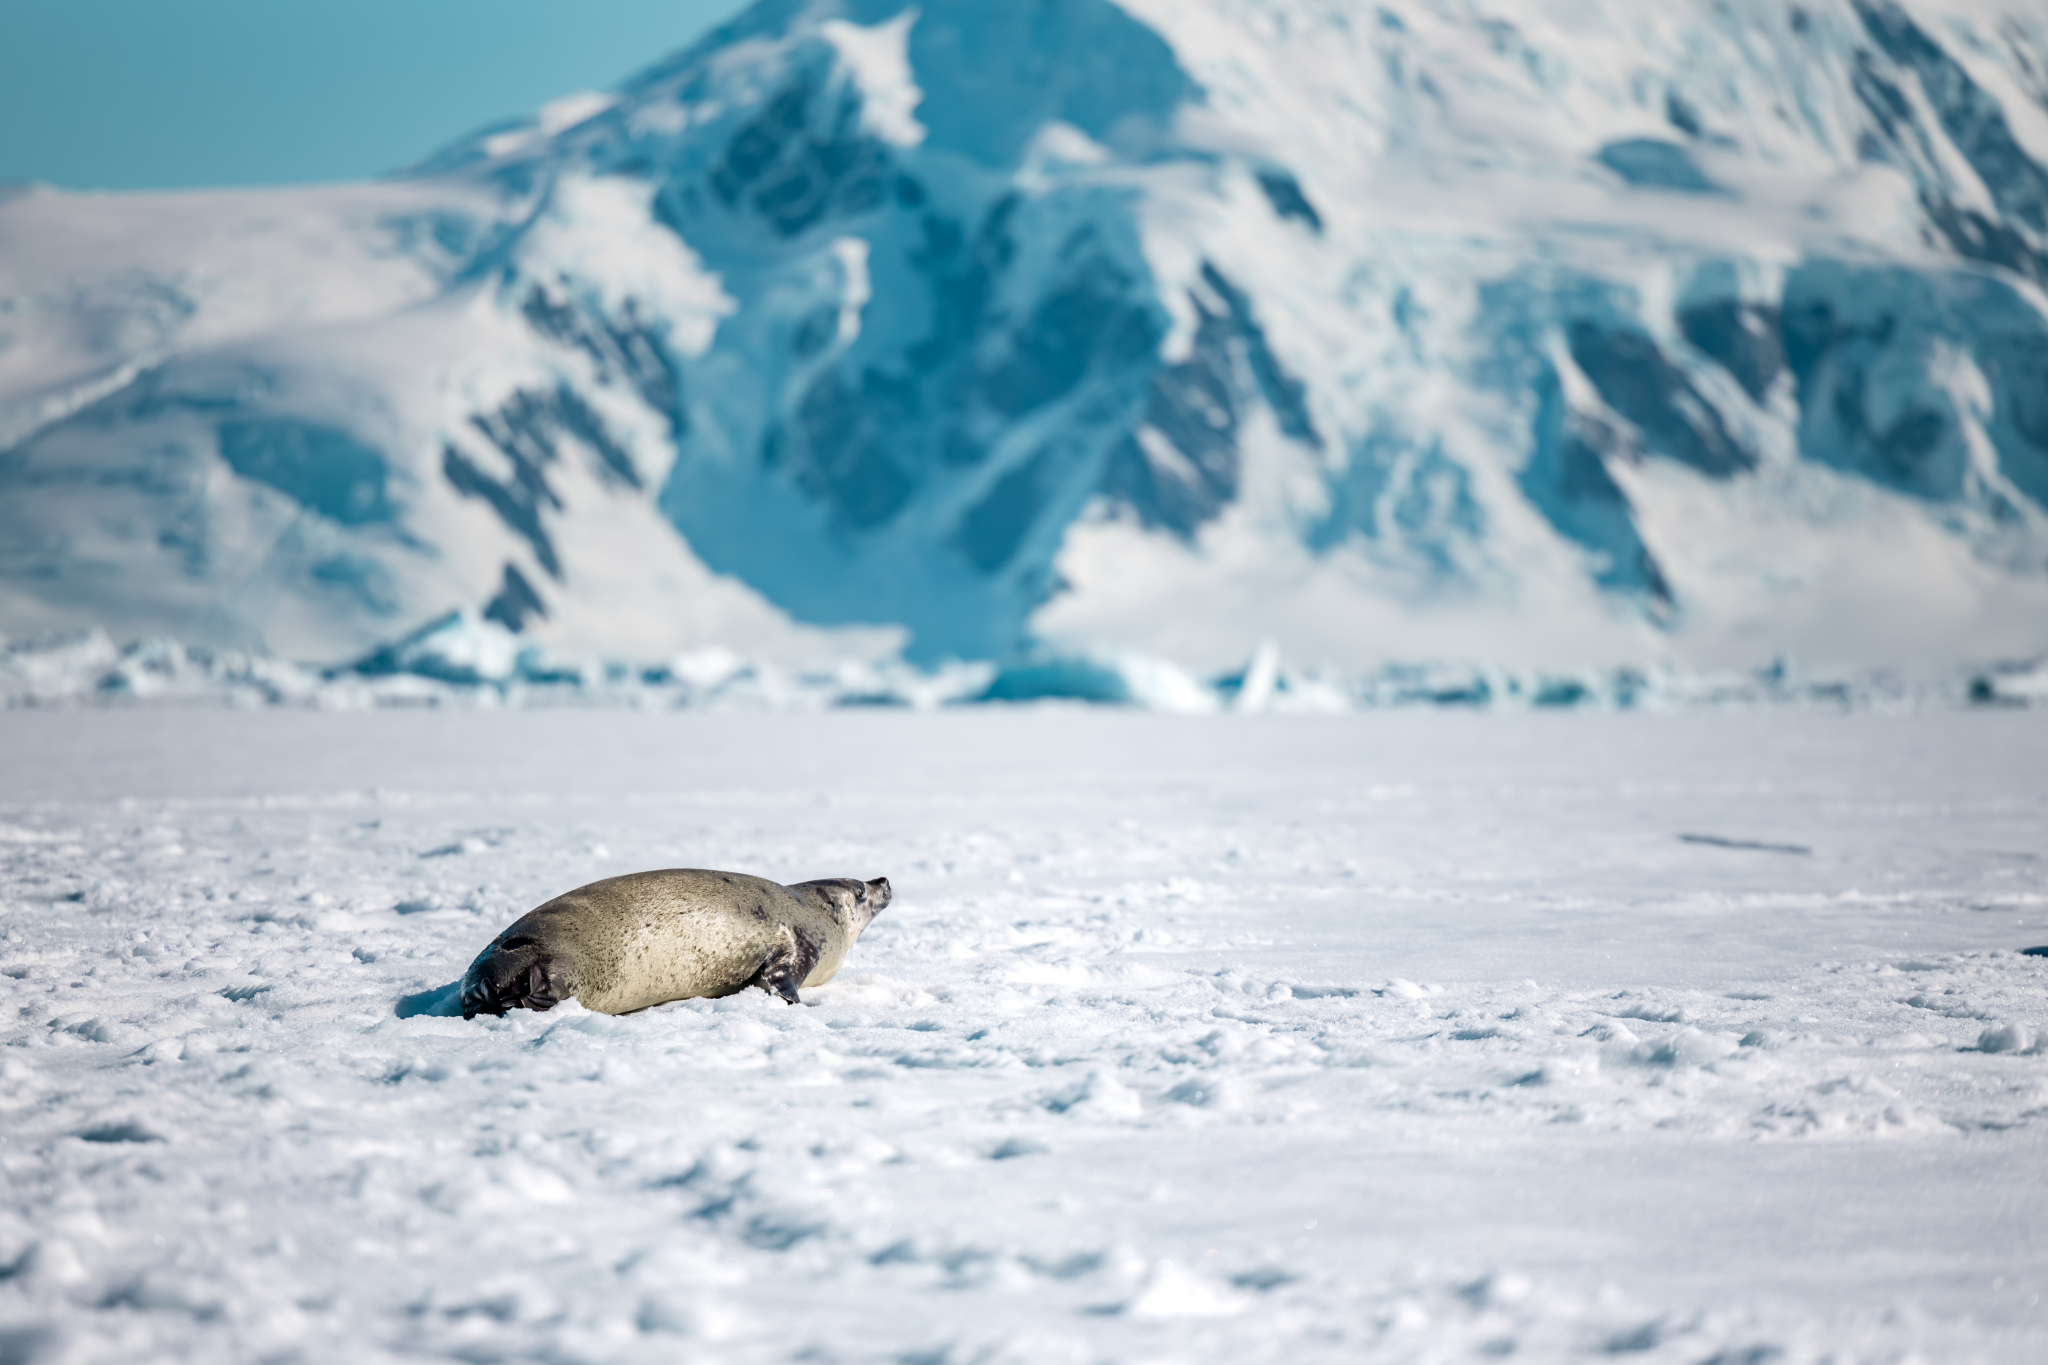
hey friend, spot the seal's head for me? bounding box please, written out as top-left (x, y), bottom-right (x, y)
top-left (793, 875), bottom-right (891, 935)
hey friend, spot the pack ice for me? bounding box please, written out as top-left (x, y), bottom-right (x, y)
top-left (3, 0), bottom-right (2048, 672)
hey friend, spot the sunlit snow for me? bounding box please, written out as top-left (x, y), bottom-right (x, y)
top-left (819, 10), bottom-right (928, 149)
top-left (3, 706), bottom-right (2045, 1362)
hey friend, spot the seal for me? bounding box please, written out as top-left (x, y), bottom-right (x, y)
top-left (458, 869), bottom-right (890, 1019)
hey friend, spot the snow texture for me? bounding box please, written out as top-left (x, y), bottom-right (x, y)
top-left (3, 707), bottom-right (2047, 1362)
top-left (3, 0), bottom-right (2048, 673)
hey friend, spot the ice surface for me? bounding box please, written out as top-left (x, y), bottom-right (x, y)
top-left (5, 626), bottom-right (2024, 714)
top-left (2, 707), bottom-right (2045, 1362)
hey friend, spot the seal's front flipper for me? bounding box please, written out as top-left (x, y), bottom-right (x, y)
top-left (751, 925), bottom-right (819, 1005)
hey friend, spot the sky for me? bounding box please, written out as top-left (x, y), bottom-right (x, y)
top-left (0, 0), bottom-right (749, 191)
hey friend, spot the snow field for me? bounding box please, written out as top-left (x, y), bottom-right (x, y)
top-left (2, 708), bottom-right (2046, 1363)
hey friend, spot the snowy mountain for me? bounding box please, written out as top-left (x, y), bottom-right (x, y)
top-left (4, 0), bottom-right (2048, 670)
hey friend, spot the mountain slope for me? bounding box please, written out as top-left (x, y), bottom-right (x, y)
top-left (3, 0), bottom-right (2047, 668)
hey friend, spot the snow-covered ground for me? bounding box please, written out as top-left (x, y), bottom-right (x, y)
top-left (3, 707), bottom-right (2046, 1363)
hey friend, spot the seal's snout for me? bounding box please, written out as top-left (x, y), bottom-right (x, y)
top-left (840, 875), bottom-right (889, 933)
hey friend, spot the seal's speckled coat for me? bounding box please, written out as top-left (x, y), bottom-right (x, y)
top-left (459, 869), bottom-right (889, 1018)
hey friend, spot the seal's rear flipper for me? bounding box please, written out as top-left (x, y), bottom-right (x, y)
top-left (460, 935), bottom-right (562, 1018)
top-left (751, 925), bottom-right (819, 1005)
top-left (520, 961), bottom-right (560, 1011)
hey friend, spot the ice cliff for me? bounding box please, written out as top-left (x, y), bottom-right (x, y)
top-left (3, 0), bottom-right (2046, 670)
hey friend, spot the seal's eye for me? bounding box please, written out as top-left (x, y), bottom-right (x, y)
top-left (853, 885), bottom-right (867, 903)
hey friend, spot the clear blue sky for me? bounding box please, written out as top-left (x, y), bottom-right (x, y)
top-left (0, 0), bottom-right (748, 190)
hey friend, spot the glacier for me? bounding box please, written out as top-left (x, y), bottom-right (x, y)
top-left (3, 0), bottom-right (2048, 672)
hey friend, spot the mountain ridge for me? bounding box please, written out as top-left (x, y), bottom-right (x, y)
top-left (3, 0), bottom-right (2047, 669)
